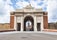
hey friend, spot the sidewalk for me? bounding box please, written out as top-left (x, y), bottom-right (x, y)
top-left (0, 31), bottom-right (57, 35)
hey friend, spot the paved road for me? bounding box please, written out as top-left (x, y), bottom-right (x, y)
top-left (0, 32), bottom-right (57, 40)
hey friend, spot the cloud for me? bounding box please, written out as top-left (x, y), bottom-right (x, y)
top-left (16, 1), bottom-right (29, 9)
top-left (1, 0), bottom-right (57, 23)
top-left (30, 0), bottom-right (47, 11)
top-left (0, 0), bottom-right (48, 23)
top-left (0, 0), bottom-right (15, 23)
top-left (47, 0), bottom-right (57, 22)
top-left (16, 0), bottom-right (47, 9)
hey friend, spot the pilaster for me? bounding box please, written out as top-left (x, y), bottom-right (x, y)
top-left (34, 16), bottom-right (37, 31)
top-left (21, 16), bottom-right (23, 31)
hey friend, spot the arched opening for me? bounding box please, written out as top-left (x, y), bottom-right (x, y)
top-left (24, 16), bottom-right (34, 31)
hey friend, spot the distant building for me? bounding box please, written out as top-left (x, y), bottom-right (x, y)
top-left (10, 4), bottom-right (48, 31)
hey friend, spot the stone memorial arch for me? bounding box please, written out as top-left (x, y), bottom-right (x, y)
top-left (10, 4), bottom-right (48, 32)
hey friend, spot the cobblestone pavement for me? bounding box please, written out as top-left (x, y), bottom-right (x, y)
top-left (0, 31), bottom-right (57, 40)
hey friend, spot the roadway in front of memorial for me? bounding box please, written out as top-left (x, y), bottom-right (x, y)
top-left (0, 31), bottom-right (57, 40)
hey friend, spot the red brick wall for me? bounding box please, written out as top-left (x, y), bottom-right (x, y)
top-left (43, 16), bottom-right (48, 29)
top-left (10, 15), bottom-right (14, 29)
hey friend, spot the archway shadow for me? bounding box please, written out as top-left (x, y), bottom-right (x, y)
top-left (24, 16), bottom-right (34, 31)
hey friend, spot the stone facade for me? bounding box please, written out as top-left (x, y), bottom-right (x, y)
top-left (10, 4), bottom-right (48, 31)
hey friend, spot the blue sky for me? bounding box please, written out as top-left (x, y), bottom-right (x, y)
top-left (0, 0), bottom-right (57, 23)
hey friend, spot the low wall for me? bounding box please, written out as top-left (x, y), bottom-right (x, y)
top-left (43, 29), bottom-right (57, 32)
top-left (0, 23), bottom-right (15, 32)
top-left (0, 23), bottom-right (10, 30)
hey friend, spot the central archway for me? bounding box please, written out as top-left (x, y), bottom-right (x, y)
top-left (24, 16), bottom-right (34, 31)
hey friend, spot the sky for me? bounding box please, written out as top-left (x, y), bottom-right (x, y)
top-left (0, 0), bottom-right (57, 23)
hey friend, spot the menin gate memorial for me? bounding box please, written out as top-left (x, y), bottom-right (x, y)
top-left (10, 4), bottom-right (48, 31)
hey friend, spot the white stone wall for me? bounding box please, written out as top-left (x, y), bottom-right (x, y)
top-left (14, 13), bottom-right (43, 31)
top-left (14, 16), bottom-right (22, 30)
top-left (36, 16), bottom-right (43, 31)
top-left (16, 16), bottom-right (21, 23)
top-left (13, 4), bottom-right (44, 31)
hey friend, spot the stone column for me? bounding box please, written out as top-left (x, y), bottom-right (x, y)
top-left (14, 16), bottom-right (17, 30)
top-left (21, 16), bottom-right (23, 31)
top-left (41, 16), bottom-right (44, 31)
top-left (34, 16), bottom-right (37, 32)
